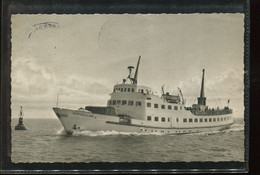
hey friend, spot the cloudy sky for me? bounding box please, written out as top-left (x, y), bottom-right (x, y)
top-left (11, 14), bottom-right (244, 118)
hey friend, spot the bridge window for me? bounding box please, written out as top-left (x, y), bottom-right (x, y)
top-left (147, 102), bottom-right (151, 107)
top-left (194, 118), bottom-right (198, 122)
top-left (204, 118), bottom-right (208, 122)
top-left (155, 117), bottom-right (159, 121)
top-left (168, 105), bottom-right (172, 110)
top-left (161, 105), bottom-right (165, 109)
top-left (168, 118), bottom-right (170, 122)
top-left (141, 89), bottom-right (144, 93)
top-left (122, 100), bottom-right (127, 105)
top-left (132, 88), bottom-right (134, 92)
top-left (121, 88), bottom-right (123, 92)
top-left (180, 106), bottom-right (182, 110)
top-left (174, 106), bottom-right (178, 110)
top-left (128, 88), bottom-right (130, 92)
top-left (113, 88), bottom-right (116, 92)
top-left (128, 101), bottom-right (134, 106)
top-left (146, 97), bottom-right (151, 100)
top-left (221, 117), bottom-right (223, 121)
top-left (147, 116), bottom-right (152, 121)
top-left (224, 117), bottom-right (226, 121)
top-left (112, 100), bottom-right (116, 105)
top-left (108, 100), bottom-right (111, 105)
top-left (213, 118), bottom-right (216, 122)
top-left (136, 101), bottom-right (142, 106)
top-left (200, 118), bottom-right (203, 122)
top-left (154, 104), bottom-right (158, 108)
top-left (117, 100), bottom-right (121, 105)
top-left (161, 117), bottom-right (165, 122)
top-left (176, 118), bottom-right (179, 122)
top-left (189, 118), bottom-right (193, 122)
top-left (123, 88), bottom-right (126, 92)
top-left (209, 118), bottom-right (212, 122)
top-left (217, 118), bottom-right (220, 121)
top-left (183, 118), bottom-right (187, 122)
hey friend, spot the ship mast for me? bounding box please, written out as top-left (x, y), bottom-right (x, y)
top-left (197, 69), bottom-right (206, 106)
top-left (133, 56), bottom-right (141, 84)
top-left (128, 56), bottom-right (141, 84)
top-left (56, 93), bottom-right (59, 107)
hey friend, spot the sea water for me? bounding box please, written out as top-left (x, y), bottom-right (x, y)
top-left (11, 118), bottom-right (245, 163)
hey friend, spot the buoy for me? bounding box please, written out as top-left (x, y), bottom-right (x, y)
top-left (15, 106), bottom-right (27, 130)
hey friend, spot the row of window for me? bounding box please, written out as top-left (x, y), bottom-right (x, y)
top-left (147, 116), bottom-right (170, 122)
top-left (114, 87), bottom-right (135, 93)
top-left (147, 102), bottom-right (182, 110)
top-left (108, 100), bottom-right (182, 110)
top-left (108, 100), bottom-right (142, 106)
top-left (72, 112), bottom-right (94, 118)
top-left (114, 87), bottom-right (153, 94)
top-left (140, 128), bottom-right (202, 134)
top-left (182, 116), bottom-right (232, 123)
top-left (146, 116), bottom-right (232, 122)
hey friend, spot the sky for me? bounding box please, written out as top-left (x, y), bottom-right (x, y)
top-left (11, 14), bottom-right (244, 119)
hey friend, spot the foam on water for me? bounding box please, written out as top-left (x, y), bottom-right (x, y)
top-left (56, 128), bottom-right (67, 136)
top-left (56, 128), bottom-right (163, 136)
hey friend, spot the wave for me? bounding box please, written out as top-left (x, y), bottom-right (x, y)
top-left (228, 123), bottom-right (245, 132)
top-left (56, 128), bottom-right (68, 136)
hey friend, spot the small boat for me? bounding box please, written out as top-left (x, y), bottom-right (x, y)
top-left (53, 56), bottom-right (233, 135)
top-left (15, 106), bottom-right (27, 130)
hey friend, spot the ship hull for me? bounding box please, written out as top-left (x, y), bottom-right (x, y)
top-left (53, 107), bottom-right (233, 135)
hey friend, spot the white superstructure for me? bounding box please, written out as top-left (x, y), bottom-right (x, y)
top-left (53, 56), bottom-right (233, 135)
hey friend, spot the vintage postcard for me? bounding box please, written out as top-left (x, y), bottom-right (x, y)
top-left (10, 13), bottom-right (246, 168)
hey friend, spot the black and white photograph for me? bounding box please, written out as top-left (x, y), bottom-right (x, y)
top-left (10, 13), bottom-right (245, 163)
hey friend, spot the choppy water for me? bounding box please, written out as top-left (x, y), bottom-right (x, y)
top-left (11, 118), bottom-right (244, 162)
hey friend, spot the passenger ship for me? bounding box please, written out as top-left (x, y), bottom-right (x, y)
top-left (53, 56), bottom-right (233, 135)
